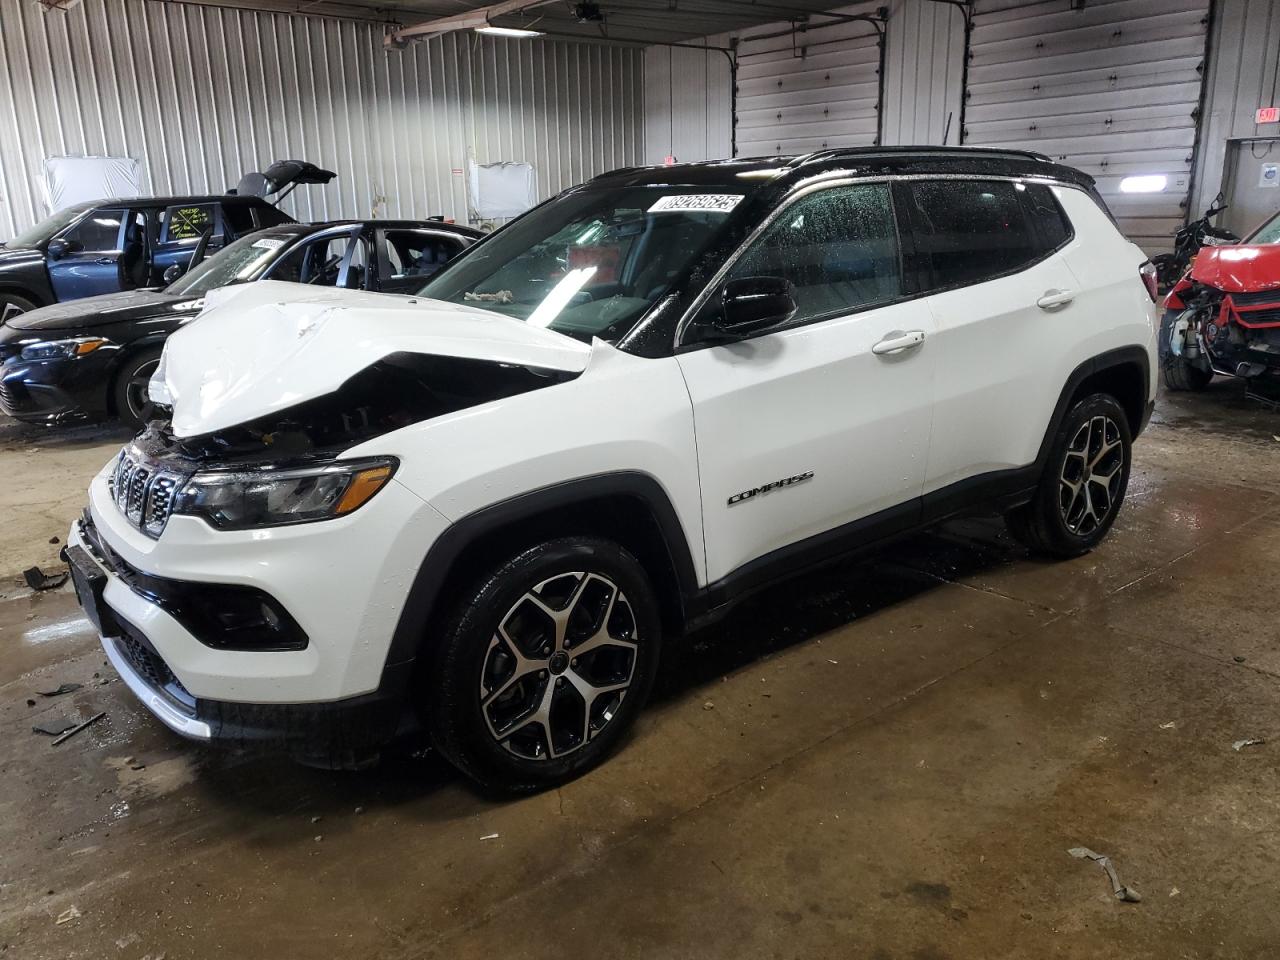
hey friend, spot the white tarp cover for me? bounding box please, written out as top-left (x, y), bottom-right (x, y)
top-left (468, 160), bottom-right (537, 219)
top-left (43, 156), bottom-right (141, 211)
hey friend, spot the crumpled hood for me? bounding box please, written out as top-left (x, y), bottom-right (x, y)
top-left (1189, 244), bottom-right (1280, 294)
top-left (7, 289), bottom-right (186, 331)
top-left (157, 281), bottom-right (593, 438)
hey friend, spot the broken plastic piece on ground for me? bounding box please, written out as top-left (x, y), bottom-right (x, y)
top-left (37, 682), bottom-right (83, 698)
top-left (480, 833), bottom-right (500, 841)
top-left (1232, 738), bottom-right (1265, 751)
top-left (23, 566), bottom-right (68, 591)
top-left (55, 906), bottom-right (81, 925)
top-left (51, 712), bottom-right (106, 746)
top-left (32, 717), bottom-right (79, 737)
top-left (1068, 846), bottom-right (1142, 902)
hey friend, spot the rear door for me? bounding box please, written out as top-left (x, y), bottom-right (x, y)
top-left (47, 207), bottom-right (128, 300)
top-left (676, 180), bottom-right (936, 584)
top-left (375, 228), bottom-right (470, 294)
top-left (903, 178), bottom-right (1080, 502)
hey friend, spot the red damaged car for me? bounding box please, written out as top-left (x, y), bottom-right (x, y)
top-left (1161, 209), bottom-right (1280, 391)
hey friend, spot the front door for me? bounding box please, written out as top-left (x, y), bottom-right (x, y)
top-left (675, 181), bottom-right (936, 585)
top-left (47, 207), bottom-right (128, 300)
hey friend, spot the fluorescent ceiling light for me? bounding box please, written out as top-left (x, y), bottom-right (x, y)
top-left (1119, 174), bottom-right (1168, 194)
top-left (475, 24), bottom-right (543, 37)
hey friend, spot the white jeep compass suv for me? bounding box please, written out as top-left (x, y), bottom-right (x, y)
top-left (66, 148), bottom-right (1159, 791)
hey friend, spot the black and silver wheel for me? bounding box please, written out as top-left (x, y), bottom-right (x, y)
top-left (0, 293), bottom-right (37, 322)
top-left (112, 347), bottom-right (163, 429)
top-left (425, 537), bottom-right (661, 792)
top-left (1005, 393), bottom-right (1132, 558)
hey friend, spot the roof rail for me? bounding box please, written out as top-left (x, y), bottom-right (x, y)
top-left (791, 146), bottom-right (1054, 167)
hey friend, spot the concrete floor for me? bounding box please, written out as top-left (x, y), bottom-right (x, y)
top-left (1, 382), bottom-right (1278, 960)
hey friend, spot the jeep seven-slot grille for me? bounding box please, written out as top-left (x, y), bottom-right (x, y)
top-left (109, 449), bottom-right (188, 538)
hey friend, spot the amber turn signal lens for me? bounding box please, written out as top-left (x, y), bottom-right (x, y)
top-left (335, 465), bottom-right (394, 515)
top-left (74, 339), bottom-right (107, 355)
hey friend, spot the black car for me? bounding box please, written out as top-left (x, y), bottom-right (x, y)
top-left (0, 218), bottom-right (483, 427)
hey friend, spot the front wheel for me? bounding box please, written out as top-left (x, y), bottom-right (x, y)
top-left (0, 292), bottom-right (37, 320)
top-left (1005, 393), bottom-right (1132, 558)
top-left (424, 537), bottom-right (663, 793)
top-left (1163, 357), bottom-right (1213, 391)
top-left (112, 347), bottom-right (163, 429)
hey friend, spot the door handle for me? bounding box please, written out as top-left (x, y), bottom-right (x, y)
top-left (94, 257), bottom-right (115, 265)
top-left (1036, 288), bottom-right (1076, 309)
top-left (872, 330), bottom-right (927, 356)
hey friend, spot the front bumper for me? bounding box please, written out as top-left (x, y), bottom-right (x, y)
top-left (0, 352), bottom-right (112, 423)
top-left (69, 514), bottom-right (415, 767)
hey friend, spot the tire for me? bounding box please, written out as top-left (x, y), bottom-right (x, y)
top-left (424, 536), bottom-right (663, 793)
top-left (112, 347), bottom-right (164, 429)
top-left (1162, 357), bottom-right (1213, 392)
top-left (0, 292), bottom-right (37, 320)
top-left (1004, 393), bottom-right (1132, 559)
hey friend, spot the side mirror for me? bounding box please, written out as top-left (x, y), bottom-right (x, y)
top-left (163, 263), bottom-right (184, 285)
top-left (718, 276), bottom-right (797, 335)
top-left (46, 238), bottom-right (81, 259)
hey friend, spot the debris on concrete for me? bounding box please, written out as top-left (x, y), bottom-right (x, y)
top-left (1234, 655), bottom-right (1247, 663)
top-left (702, 700), bottom-right (715, 710)
top-left (51, 711), bottom-right (106, 746)
top-left (55, 906), bottom-right (81, 925)
top-left (48, 535), bottom-right (60, 544)
top-left (33, 717), bottom-right (79, 737)
top-left (480, 833), bottom-right (500, 841)
top-left (1158, 721), bottom-right (1177, 730)
top-left (37, 682), bottom-right (83, 698)
top-left (1068, 846), bottom-right (1142, 903)
top-left (23, 565), bottom-right (68, 591)
top-left (1232, 738), bottom-right (1265, 752)
top-left (1169, 887), bottom-right (1181, 897)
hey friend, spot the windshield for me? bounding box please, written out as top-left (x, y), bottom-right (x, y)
top-left (1248, 209), bottom-right (1280, 245)
top-left (166, 231), bottom-right (296, 296)
top-left (417, 187), bottom-right (748, 342)
top-left (5, 204), bottom-right (93, 249)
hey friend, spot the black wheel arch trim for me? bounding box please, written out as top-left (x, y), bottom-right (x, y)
top-left (381, 471), bottom-right (701, 675)
top-left (1036, 346), bottom-right (1152, 459)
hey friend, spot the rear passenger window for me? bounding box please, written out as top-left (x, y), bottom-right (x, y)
top-left (907, 180), bottom-right (1036, 290)
top-left (725, 182), bottom-right (902, 326)
top-left (1023, 184), bottom-right (1072, 251)
top-left (160, 204), bottom-right (218, 245)
top-left (222, 202), bottom-right (258, 237)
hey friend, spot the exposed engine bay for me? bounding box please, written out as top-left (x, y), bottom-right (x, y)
top-left (1165, 245), bottom-right (1280, 382)
top-left (142, 353), bottom-right (576, 468)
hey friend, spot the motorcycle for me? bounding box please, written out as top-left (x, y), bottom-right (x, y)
top-left (1152, 194), bottom-right (1240, 290)
top-left (1161, 243), bottom-right (1280, 391)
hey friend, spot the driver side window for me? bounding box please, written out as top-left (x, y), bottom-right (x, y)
top-left (268, 234), bottom-right (354, 286)
top-left (726, 183), bottom-right (902, 327)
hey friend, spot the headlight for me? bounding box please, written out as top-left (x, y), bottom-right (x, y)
top-left (20, 337), bottom-right (108, 361)
top-left (172, 458), bottom-right (398, 530)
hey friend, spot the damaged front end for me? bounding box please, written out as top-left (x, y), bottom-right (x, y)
top-left (1164, 245), bottom-right (1280, 381)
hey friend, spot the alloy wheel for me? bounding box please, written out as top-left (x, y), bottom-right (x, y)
top-left (480, 571), bottom-right (639, 761)
top-left (1059, 414), bottom-right (1124, 535)
top-left (124, 359), bottom-right (160, 422)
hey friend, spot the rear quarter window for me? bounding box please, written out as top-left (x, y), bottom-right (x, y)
top-left (1022, 184), bottom-right (1073, 252)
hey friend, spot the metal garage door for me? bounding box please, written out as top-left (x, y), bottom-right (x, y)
top-left (963, 0), bottom-right (1211, 254)
top-left (735, 16), bottom-right (886, 157)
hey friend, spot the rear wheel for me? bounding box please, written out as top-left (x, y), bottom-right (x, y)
top-left (1005, 393), bottom-right (1132, 558)
top-left (112, 347), bottom-right (163, 429)
top-left (1162, 357), bottom-right (1213, 391)
top-left (424, 536), bottom-right (662, 793)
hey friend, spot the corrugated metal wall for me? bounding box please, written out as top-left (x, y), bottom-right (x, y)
top-left (642, 37), bottom-right (734, 164)
top-left (642, 0), bottom-right (966, 164)
top-left (734, 5), bottom-right (885, 156)
top-left (0, 0), bottom-right (644, 238)
top-left (963, 0), bottom-right (1211, 255)
top-left (1190, 0), bottom-right (1280, 216)
top-left (881, 0), bottom-right (964, 146)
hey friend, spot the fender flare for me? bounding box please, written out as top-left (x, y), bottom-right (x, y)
top-left (382, 471), bottom-right (702, 672)
top-left (1035, 346), bottom-right (1152, 470)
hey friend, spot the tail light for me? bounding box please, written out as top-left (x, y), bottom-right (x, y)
top-left (1139, 261), bottom-right (1159, 302)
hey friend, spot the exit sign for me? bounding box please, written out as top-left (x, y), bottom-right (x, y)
top-left (1258, 106), bottom-right (1280, 124)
